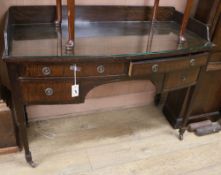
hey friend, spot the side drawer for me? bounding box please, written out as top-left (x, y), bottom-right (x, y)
top-left (20, 63), bottom-right (127, 77)
top-left (207, 62), bottom-right (221, 71)
top-left (209, 51), bottom-right (221, 62)
top-left (20, 80), bottom-right (79, 104)
top-left (163, 68), bottom-right (200, 91)
top-left (129, 54), bottom-right (208, 77)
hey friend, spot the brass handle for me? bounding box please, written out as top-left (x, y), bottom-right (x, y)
top-left (45, 88), bottom-right (54, 96)
top-left (42, 67), bottom-right (51, 76)
top-left (190, 59), bottom-right (196, 66)
top-left (97, 65), bottom-right (105, 74)
top-left (152, 64), bottom-right (159, 73)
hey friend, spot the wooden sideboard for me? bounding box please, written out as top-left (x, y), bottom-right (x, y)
top-left (164, 0), bottom-right (221, 128)
top-left (1, 5), bottom-right (213, 167)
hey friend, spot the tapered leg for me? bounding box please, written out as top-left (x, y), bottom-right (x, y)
top-left (179, 0), bottom-right (194, 43)
top-left (24, 106), bottom-right (30, 128)
top-left (11, 99), bottom-right (22, 151)
top-left (13, 99), bottom-right (36, 168)
top-left (178, 85), bottom-right (196, 141)
top-left (66, 0), bottom-right (75, 50)
top-left (152, 0), bottom-right (160, 21)
top-left (13, 99), bottom-right (36, 167)
top-left (55, 0), bottom-right (62, 26)
top-left (7, 63), bottom-right (37, 167)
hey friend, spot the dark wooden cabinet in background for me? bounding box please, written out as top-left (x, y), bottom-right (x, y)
top-left (0, 102), bottom-right (18, 154)
top-left (164, 0), bottom-right (221, 128)
top-left (193, 0), bottom-right (221, 114)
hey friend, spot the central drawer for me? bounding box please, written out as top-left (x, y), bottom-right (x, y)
top-left (20, 62), bottom-right (127, 78)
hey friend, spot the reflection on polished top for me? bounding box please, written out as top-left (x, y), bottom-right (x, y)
top-left (10, 21), bottom-right (211, 58)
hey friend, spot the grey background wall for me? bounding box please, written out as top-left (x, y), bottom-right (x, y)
top-left (0, 0), bottom-right (198, 121)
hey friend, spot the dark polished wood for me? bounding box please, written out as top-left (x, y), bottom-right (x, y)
top-left (164, 0), bottom-right (221, 129)
top-left (129, 54), bottom-right (208, 77)
top-left (179, 0), bottom-right (194, 43)
top-left (195, 0), bottom-right (220, 36)
top-left (1, 5), bottom-right (213, 167)
top-left (55, 0), bottom-right (75, 49)
top-left (163, 68), bottom-right (199, 91)
top-left (55, 0), bottom-right (62, 26)
top-left (20, 62), bottom-right (127, 78)
top-left (66, 0), bottom-right (75, 50)
top-left (152, 0), bottom-right (160, 21)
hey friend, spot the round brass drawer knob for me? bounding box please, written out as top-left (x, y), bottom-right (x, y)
top-left (97, 65), bottom-right (105, 74)
top-left (45, 88), bottom-right (54, 96)
top-left (190, 59), bottom-right (196, 66)
top-left (152, 64), bottom-right (159, 73)
top-left (42, 67), bottom-right (51, 76)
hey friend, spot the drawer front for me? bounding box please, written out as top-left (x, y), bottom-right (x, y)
top-left (64, 63), bottom-right (126, 77)
top-left (207, 62), bottom-right (221, 71)
top-left (209, 51), bottom-right (221, 62)
top-left (129, 54), bottom-right (208, 77)
top-left (21, 64), bottom-right (63, 77)
top-left (20, 80), bottom-right (79, 104)
top-left (21, 63), bottom-right (127, 77)
top-left (163, 68), bottom-right (200, 91)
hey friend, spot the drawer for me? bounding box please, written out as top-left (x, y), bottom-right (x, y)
top-left (163, 68), bottom-right (200, 91)
top-left (21, 64), bottom-right (63, 77)
top-left (129, 54), bottom-right (208, 77)
top-left (207, 62), bottom-right (221, 71)
top-left (20, 63), bottom-right (127, 77)
top-left (209, 52), bottom-right (221, 62)
top-left (20, 80), bottom-right (79, 104)
top-left (63, 63), bottom-right (126, 77)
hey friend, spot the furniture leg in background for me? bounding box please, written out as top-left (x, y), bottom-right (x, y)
top-left (178, 66), bottom-right (208, 140)
top-left (165, 0), bottom-right (221, 129)
top-left (178, 86), bottom-right (195, 140)
top-left (55, 0), bottom-right (62, 26)
top-left (152, 0), bottom-right (160, 21)
top-left (179, 0), bottom-right (194, 43)
top-left (56, 0), bottom-right (75, 50)
top-left (66, 0), bottom-right (75, 50)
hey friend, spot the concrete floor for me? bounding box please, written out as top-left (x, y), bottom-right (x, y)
top-left (0, 105), bottom-right (221, 175)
